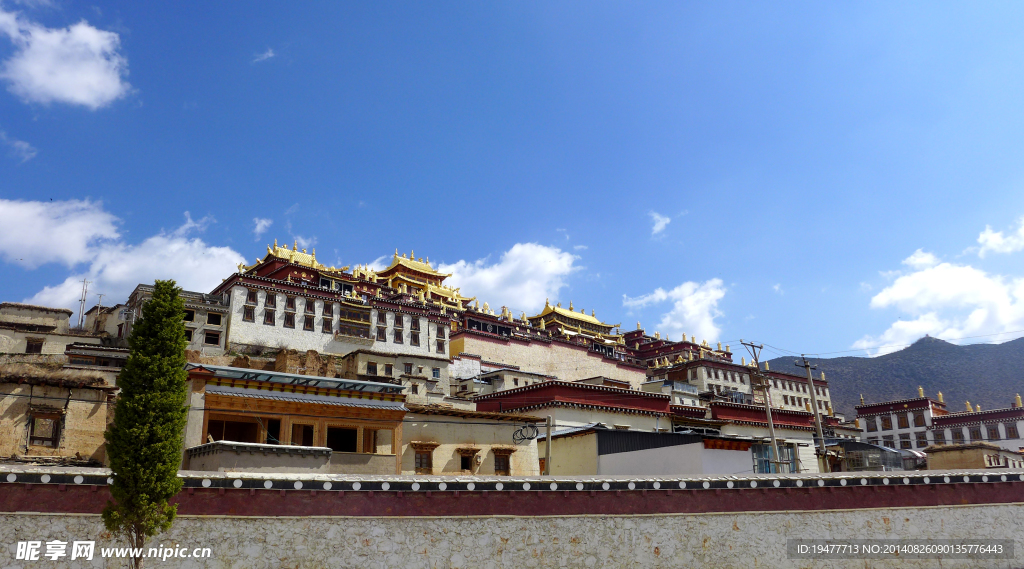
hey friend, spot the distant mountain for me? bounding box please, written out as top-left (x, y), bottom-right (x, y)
top-left (766, 336), bottom-right (1024, 418)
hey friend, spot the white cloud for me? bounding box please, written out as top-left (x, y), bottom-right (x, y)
top-left (252, 218), bottom-right (272, 240)
top-left (0, 128), bottom-right (36, 161)
top-left (853, 259), bottom-right (1024, 355)
top-left (252, 48), bottom-right (275, 63)
top-left (649, 212), bottom-right (670, 236)
top-left (366, 255), bottom-right (389, 271)
top-left (977, 216), bottom-right (1024, 257)
top-left (17, 208), bottom-right (244, 320)
top-left (293, 235), bottom-right (316, 249)
top-left (622, 279), bottom-right (726, 341)
top-left (573, 245), bottom-right (588, 251)
top-left (0, 7), bottom-right (130, 109)
top-left (902, 248), bottom-right (940, 269)
top-left (0, 198), bottom-right (119, 268)
top-left (438, 243), bottom-right (578, 313)
top-left (284, 203), bottom-right (299, 215)
top-left (772, 283), bottom-right (783, 295)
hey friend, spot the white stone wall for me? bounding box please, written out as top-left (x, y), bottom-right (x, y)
top-left (400, 413), bottom-right (539, 476)
top-left (368, 308), bottom-right (447, 358)
top-left (3, 503), bottom-right (1022, 568)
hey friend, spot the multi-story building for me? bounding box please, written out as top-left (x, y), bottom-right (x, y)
top-left (926, 396), bottom-right (1024, 452)
top-left (0, 302), bottom-right (101, 355)
top-left (855, 388), bottom-right (948, 450)
top-left (125, 285), bottom-right (230, 355)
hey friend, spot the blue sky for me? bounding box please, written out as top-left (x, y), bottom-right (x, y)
top-left (2, 2), bottom-right (1024, 358)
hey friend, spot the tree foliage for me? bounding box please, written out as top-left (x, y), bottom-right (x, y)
top-left (102, 280), bottom-right (189, 568)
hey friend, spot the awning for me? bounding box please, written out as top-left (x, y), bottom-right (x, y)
top-left (205, 384), bottom-right (407, 411)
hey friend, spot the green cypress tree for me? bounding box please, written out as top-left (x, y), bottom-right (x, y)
top-left (102, 280), bottom-right (189, 569)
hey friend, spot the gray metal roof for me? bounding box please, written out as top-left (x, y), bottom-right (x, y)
top-left (187, 363), bottom-right (405, 394)
top-left (205, 384), bottom-right (407, 411)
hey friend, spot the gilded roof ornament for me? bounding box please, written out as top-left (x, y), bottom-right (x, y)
top-left (569, 301), bottom-right (574, 310)
top-left (965, 400), bottom-right (972, 412)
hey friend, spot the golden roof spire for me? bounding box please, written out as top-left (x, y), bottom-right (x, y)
top-left (859, 394), bottom-right (864, 405)
top-left (938, 391), bottom-right (944, 403)
top-left (1017, 394), bottom-right (1022, 408)
top-left (918, 386), bottom-right (924, 398)
top-left (975, 404), bottom-right (981, 412)
top-left (293, 240), bottom-right (297, 251)
top-left (965, 400), bottom-right (972, 412)
top-left (569, 301), bottom-right (574, 311)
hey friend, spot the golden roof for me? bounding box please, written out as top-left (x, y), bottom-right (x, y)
top-left (381, 250), bottom-right (450, 278)
top-left (244, 239), bottom-right (349, 274)
top-left (529, 299), bottom-right (610, 328)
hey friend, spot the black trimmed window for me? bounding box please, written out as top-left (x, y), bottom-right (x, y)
top-left (322, 303), bottom-right (333, 317)
top-left (410, 318), bottom-right (420, 331)
top-left (404, 363), bottom-right (413, 375)
top-left (410, 333), bottom-right (420, 346)
top-left (897, 414), bottom-right (909, 429)
top-left (969, 427), bottom-right (982, 441)
top-left (265, 293), bottom-right (277, 308)
top-left (29, 412), bottom-right (62, 447)
top-left (376, 327), bottom-right (386, 341)
top-left (988, 425), bottom-right (1001, 441)
top-left (264, 309), bottom-right (275, 325)
top-left (303, 315), bottom-right (314, 331)
top-left (384, 364), bottom-right (394, 376)
top-left (367, 362), bottom-right (377, 376)
top-left (246, 290), bottom-right (258, 304)
top-left (283, 313), bottom-right (295, 328)
top-left (184, 310), bottom-right (195, 322)
top-left (1006, 424), bottom-right (1019, 439)
top-left (322, 319), bottom-right (333, 333)
top-left (25, 338), bottom-right (43, 354)
top-left (285, 297), bottom-right (296, 311)
top-left (243, 306), bottom-right (255, 322)
top-left (393, 329), bottom-right (403, 343)
top-left (207, 313), bottom-right (222, 326)
top-left (304, 299), bottom-right (315, 314)
top-left (436, 340), bottom-right (445, 354)
top-left (414, 450), bottom-right (432, 474)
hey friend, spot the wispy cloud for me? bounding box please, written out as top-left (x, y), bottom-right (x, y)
top-left (977, 216), bottom-right (1024, 257)
top-left (649, 212), bottom-right (670, 236)
top-left (252, 218), bottom-right (272, 241)
top-left (0, 128), bottom-right (36, 162)
top-left (772, 283), bottom-right (783, 295)
top-left (573, 245), bottom-right (588, 251)
top-left (252, 48), bottom-right (275, 64)
top-left (0, 7), bottom-right (131, 109)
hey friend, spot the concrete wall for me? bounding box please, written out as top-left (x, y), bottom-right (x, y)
top-left (542, 407), bottom-right (663, 431)
top-left (0, 383), bottom-right (109, 462)
top-left (451, 333), bottom-right (646, 388)
top-left (0, 329), bottom-right (100, 355)
top-left (0, 304), bottom-right (70, 332)
top-left (329, 452), bottom-right (398, 475)
top-left (719, 423), bottom-right (820, 473)
top-left (544, 433), bottom-right (598, 476)
top-left (187, 443), bottom-right (331, 474)
top-left (400, 413), bottom-right (539, 476)
top-left (3, 503), bottom-right (1023, 568)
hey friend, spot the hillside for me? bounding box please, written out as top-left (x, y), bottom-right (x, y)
top-left (766, 336), bottom-right (1024, 418)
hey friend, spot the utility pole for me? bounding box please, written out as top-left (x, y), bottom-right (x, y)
top-left (797, 356), bottom-right (830, 473)
top-left (544, 415), bottom-right (552, 475)
top-left (76, 278), bottom-right (91, 329)
top-left (741, 340), bottom-right (784, 473)
top-left (93, 293), bottom-right (105, 333)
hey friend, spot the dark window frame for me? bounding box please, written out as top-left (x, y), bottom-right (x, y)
top-left (28, 412), bottom-right (62, 447)
top-left (263, 309), bottom-right (275, 325)
top-left (204, 331), bottom-right (221, 346)
top-left (283, 313), bottom-right (295, 328)
top-left (243, 306), bottom-right (255, 322)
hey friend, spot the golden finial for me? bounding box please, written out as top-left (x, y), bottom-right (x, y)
top-left (975, 404), bottom-right (981, 412)
top-left (859, 394), bottom-right (864, 405)
top-left (655, 331), bottom-right (660, 339)
top-left (395, 248), bottom-right (399, 257)
top-left (805, 402), bottom-right (812, 412)
top-left (965, 400), bottom-right (972, 412)
top-left (293, 240), bottom-right (297, 251)
top-left (545, 298), bottom-right (550, 307)
top-left (741, 357), bottom-right (745, 365)
top-left (918, 386), bottom-right (924, 398)
top-left (302, 248), bottom-right (307, 254)
top-left (637, 321), bottom-right (641, 330)
top-left (274, 238), bottom-right (278, 248)
top-left (556, 302), bottom-right (561, 308)
top-left (854, 418), bottom-right (860, 429)
top-left (591, 309), bottom-right (595, 317)
top-left (1016, 394), bottom-right (1022, 408)
top-left (410, 249), bottom-right (414, 259)
top-left (938, 391), bottom-right (944, 403)
top-left (764, 361), bottom-right (770, 371)
top-left (569, 301), bottom-right (574, 310)
top-left (717, 342), bottom-right (722, 351)
top-left (311, 249), bottom-right (316, 259)
top-left (725, 345), bottom-right (730, 352)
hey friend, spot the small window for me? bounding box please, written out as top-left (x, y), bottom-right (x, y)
top-left (988, 426), bottom-right (1001, 441)
top-left (866, 417), bottom-right (877, 432)
top-left (376, 327), bottom-right (387, 341)
top-left (411, 384), bottom-right (419, 394)
top-left (285, 297), bottom-right (296, 311)
top-left (207, 313), bottom-right (222, 326)
top-left (969, 427), bottom-right (982, 441)
top-left (436, 340), bottom-right (445, 354)
top-left (367, 362), bottom-right (377, 376)
top-left (410, 333), bottom-right (420, 346)
top-left (322, 303), bottom-right (333, 317)
top-left (384, 364), bottom-right (394, 376)
top-left (325, 427), bottom-right (358, 453)
top-left (1006, 424), bottom-right (1019, 439)
top-left (432, 368), bottom-right (440, 379)
top-left (304, 299), bottom-right (315, 314)
top-left (394, 314), bottom-right (403, 329)
top-left (880, 416), bottom-right (893, 430)
top-left (915, 432), bottom-right (928, 447)
top-left (204, 331), bottom-right (220, 346)
top-left (494, 453), bottom-right (510, 476)
top-left (410, 318), bottom-right (421, 331)
top-left (263, 309), bottom-right (275, 325)
top-left (377, 312), bottom-right (387, 325)
top-left (404, 363), bottom-right (413, 375)
top-left (461, 454), bottom-right (472, 471)
top-left (184, 310), bottom-right (195, 322)
top-left (322, 319), bottom-right (333, 333)
top-left (897, 415), bottom-right (909, 429)
top-left (265, 294), bottom-right (277, 308)
top-left (184, 329), bottom-right (193, 342)
top-left (934, 431), bottom-right (946, 445)
top-left (952, 430), bottom-right (965, 443)
top-left (28, 413), bottom-right (61, 447)
top-left (291, 424), bottom-right (314, 446)
top-left (303, 315), bottom-right (314, 331)
top-left (393, 329), bottom-right (403, 343)
top-left (25, 339), bottom-right (43, 354)
top-left (246, 290), bottom-right (258, 304)
top-left (243, 306), bottom-right (255, 322)
top-left (415, 451), bottom-right (432, 474)
top-left (283, 313), bottom-right (295, 328)
top-left (899, 433), bottom-right (912, 449)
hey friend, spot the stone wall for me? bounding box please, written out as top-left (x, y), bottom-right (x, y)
top-left (3, 503), bottom-right (1022, 568)
top-left (451, 333), bottom-right (646, 388)
top-left (0, 383), bottom-right (109, 462)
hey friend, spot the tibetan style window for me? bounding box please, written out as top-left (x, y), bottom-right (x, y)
top-left (882, 436), bottom-right (894, 446)
top-left (265, 294), bottom-right (277, 308)
top-left (303, 315), bottom-right (314, 331)
top-left (28, 411), bottom-right (62, 447)
top-left (969, 427), bottom-right (982, 441)
top-left (410, 318), bottom-right (420, 331)
top-left (322, 303), bottom-right (333, 317)
top-left (243, 306), bottom-right (255, 322)
top-left (304, 299), bottom-right (315, 314)
top-left (384, 364), bottom-right (394, 376)
top-left (184, 310), bottom-right (195, 322)
top-left (915, 432), bottom-right (928, 447)
top-left (283, 313), bottom-right (295, 328)
top-left (411, 384), bottom-right (419, 394)
top-left (377, 312), bottom-right (387, 325)
top-left (24, 339), bottom-right (43, 354)
top-left (246, 290), bottom-right (258, 304)
top-left (415, 451), bottom-right (432, 474)
top-left (1006, 423), bottom-right (1019, 439)
top-left (404, 363), bottom-right (413, 375)
top-left (880, 416), bottom-right (893, 430)
top-left (376, 327), bottom-right (387, 341)
top-left (988, 425), bottom-right (1001, 441)
top-left (367, 362), bottom-right (377, 376)
top-left (432, 367), bottom-right (441, 379)
top-left (285, 296), bottom-right (296, 311)
top-left (394, 314), bottom-right (404, 329)
top-left (410, 333), bottom-right (420, 347)
top-left (204, 331), bottom-right (220, 346)
top-left (263, 309), bottom-right (275, 325)
top-left (866, 417), bottom-right (877, 432)
top-left (437, 325), bottom-right (446, 338)
top-left (436, 340), bottom-right (445, 354)
top-left (393, 329), bottom-right (403, 344)
top-left (322, 319), bottom-right (333, 333)
top-left (493, 450), bottom-right (513, 476)
top-left (897, 415), bottom-right (909, 429)
top-left (952, 430), bottom-right (965, 443)
top-left (933, 431), bottom-right (946, 445)
top-left (207, 313), bottom-right (222, 326)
